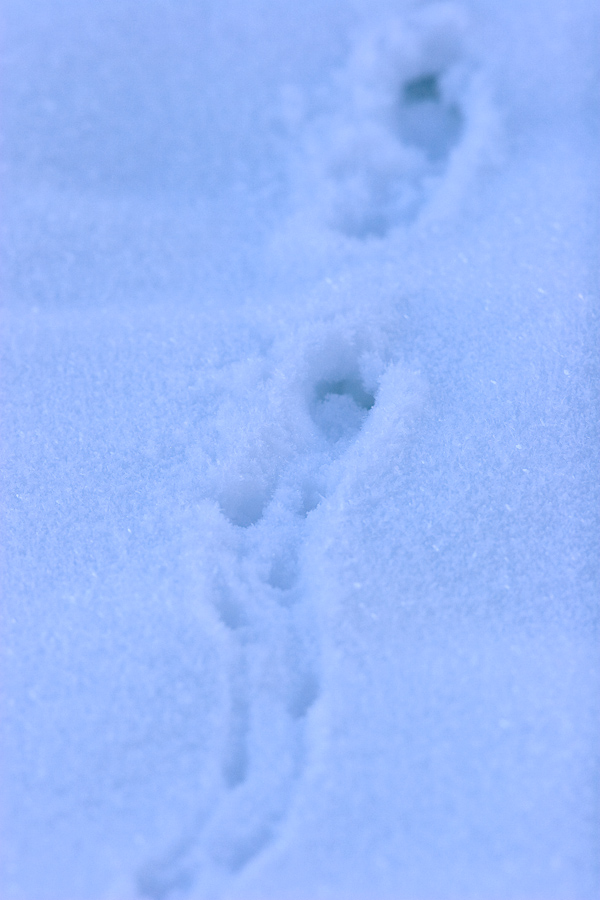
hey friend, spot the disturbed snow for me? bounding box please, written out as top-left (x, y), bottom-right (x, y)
top-left (1, 1), bottom-right (599, 899)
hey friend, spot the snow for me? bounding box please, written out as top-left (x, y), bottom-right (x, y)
top-left (1, 1), bottom-right (598, 899)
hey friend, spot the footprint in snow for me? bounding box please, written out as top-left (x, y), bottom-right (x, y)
top-left (133, 5), bottom-right (487, 897)
top-left (287, 2), bottom-right (497, 239)
top-left (136, 324), bottom-right (387, 899)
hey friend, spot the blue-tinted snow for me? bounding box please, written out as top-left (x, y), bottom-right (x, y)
top-left (1, 1), bottom-right (598, 898)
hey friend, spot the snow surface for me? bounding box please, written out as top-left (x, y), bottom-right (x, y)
top-left (1, 1), bottom-right (599, 898)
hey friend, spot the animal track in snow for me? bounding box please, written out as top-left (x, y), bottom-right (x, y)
top-left (311, 376), bottom-right (376, 443)
top-left (290, 2), bottom-right (497, 238)
top-left (134, 9), bottom-right (470, 898)
top-left (135, 322), bottom-right (396, 899)
top-left (397, 71), bottom-right (463, 162)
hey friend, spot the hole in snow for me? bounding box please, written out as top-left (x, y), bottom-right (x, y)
top-left (214, 589), bottom-right (245, 631)
top-left (209, 824), bottom-right (273, 874)
top-left (311, 377), bottom-right (375, 443)
top-left (137, 857), bottom-right (194, 900)
top-left (218, 482), bottom-right (270, 528)
top-left (301, 479), bottom-right (323, 516)
top-left (222, 692), bottom-right (249, 788)
top-left (268, 553), bottom-right (298, 591)
top-left (396, 71), bottom-right (463, 162)
top-left (287, 671), bottom-right (319, 719)
top-left (403, 72), bottom-right (440, 103)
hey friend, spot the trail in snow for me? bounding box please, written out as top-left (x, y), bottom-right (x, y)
top-left (5, 0), bottom-right (596, 897)
top-left (135, 5), bottom-right (497, 896)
